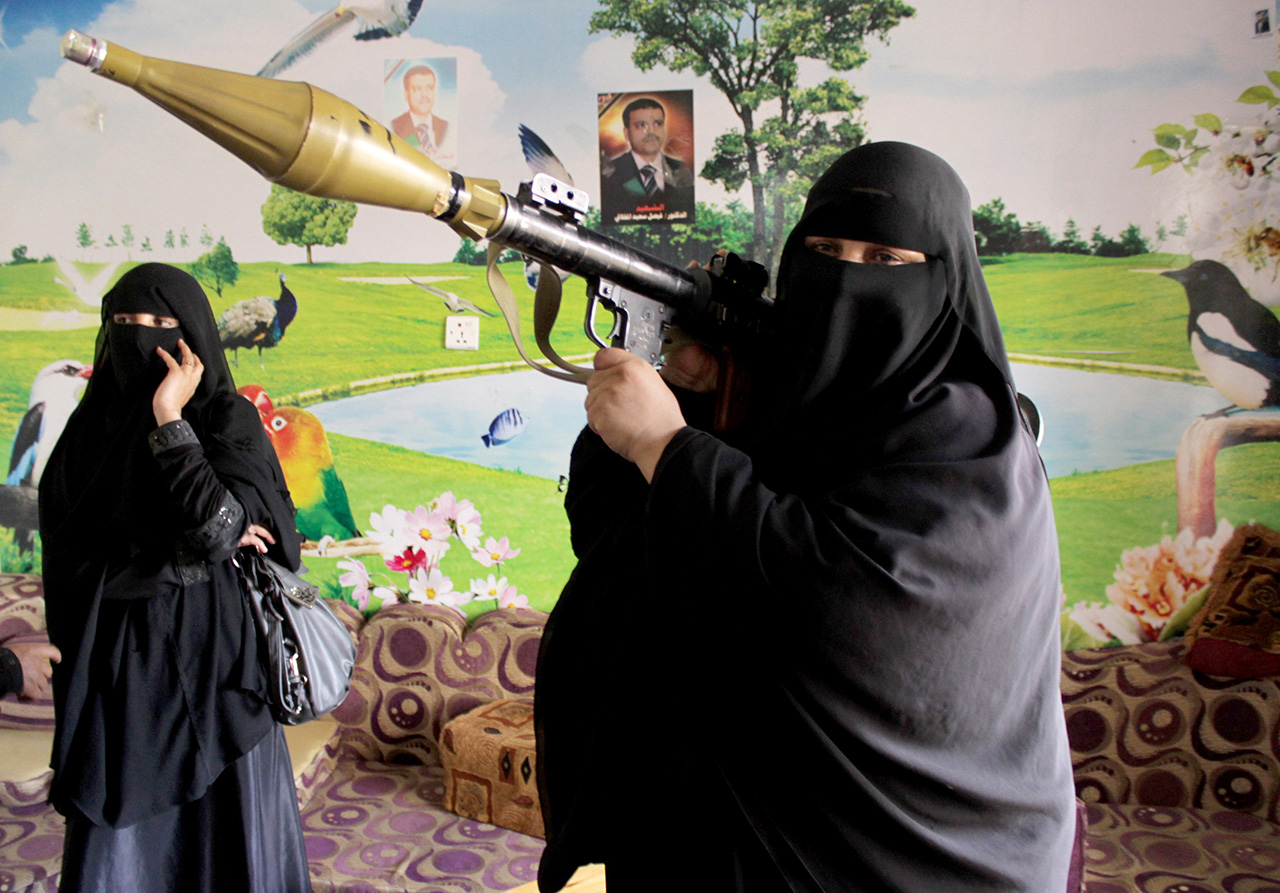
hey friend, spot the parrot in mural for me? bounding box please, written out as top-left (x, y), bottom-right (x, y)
top-left (240, 387), bottom-right (360, 542)
top-left (1162, 260), bottom-right (1280, 412)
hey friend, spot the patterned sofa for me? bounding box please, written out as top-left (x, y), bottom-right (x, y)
top-left (1062, 640), bottom-right (1280, 889)
top-left (6, 568), bottom-right (1280, 892)
top-left (0, 573), bottom-right (551, 893)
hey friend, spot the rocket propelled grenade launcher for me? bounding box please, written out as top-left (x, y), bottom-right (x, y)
top-left (60, 31), bottom-right (771, 386)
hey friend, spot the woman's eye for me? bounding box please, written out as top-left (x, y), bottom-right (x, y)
top-left (810, 241), bottom-right (839, 256)
top-left (871, 251), bottom-right (903, 265)
top-left (156, 318), bottom-right (178, 328)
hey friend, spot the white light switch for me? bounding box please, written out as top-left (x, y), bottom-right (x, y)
top-left (445, 315), bottom-right (480, 350)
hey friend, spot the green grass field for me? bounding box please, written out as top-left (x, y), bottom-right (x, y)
top-left (3, 253), bottom-right (1278, 613)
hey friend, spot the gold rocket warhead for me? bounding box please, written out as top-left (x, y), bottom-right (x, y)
top-left (59, 30), bottom-right (504, 239)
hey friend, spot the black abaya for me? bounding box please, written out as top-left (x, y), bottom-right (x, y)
top-left (535, 143), bottom-right (1076, 891)
top-left (39, 264), bottom-right (309, 891)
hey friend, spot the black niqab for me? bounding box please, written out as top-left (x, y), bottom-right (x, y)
top-left (536, 144), bottom-right (1075, 891)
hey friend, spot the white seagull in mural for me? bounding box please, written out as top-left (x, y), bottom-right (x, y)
top-left (257, 0), bottom-right (424, 78)
top-left (53, 258), bottom-right (119, 308)
top-left (517, 124), bottom-right (577, 292)
top-left (407, 278), bottom-right (495, 316)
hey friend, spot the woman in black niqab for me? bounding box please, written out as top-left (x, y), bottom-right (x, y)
top-left (39, 263), bottom-right (311, 892)
top-left (535, 143), bottom-right (1076, 891)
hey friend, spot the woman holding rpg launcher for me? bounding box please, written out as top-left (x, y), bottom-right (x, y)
top-left (535, 143), bottom-right (1077, 892)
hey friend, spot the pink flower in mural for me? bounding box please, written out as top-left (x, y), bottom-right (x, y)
top-left (1090, 518), bottom-right (1234, 641)
top-left (386, 545), bottom-right (427, 574)
top-left (403, 505), bottom-right (452, 559)
top-left (498, 588), bottom-right (529, 609)
top-left (336, 558), bottom-right (372, 610)
top-left (339, 493), bottom-right (528, 618)
top-left (474, 535), bottom-right (521, 568)
top-left (452, 502), bottom-right (483, 550)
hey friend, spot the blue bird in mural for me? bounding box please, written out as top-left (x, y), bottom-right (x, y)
top-left (1162, 260), bottom-right (1280, 412)
top-left (218, 271), bottom-right (298, 369)
top-left (482, 408), bottom-right (526, 447)
top-left (257, 0), bottom-right (424, 78)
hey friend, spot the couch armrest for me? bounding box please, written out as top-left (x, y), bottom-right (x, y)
top-left (1061, 640), bottom-right (1280, 823)
top-left (331, 603), bottom-right (545, 765)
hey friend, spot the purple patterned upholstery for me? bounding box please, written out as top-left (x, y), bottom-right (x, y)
top-left (302, 762), bottom-right (544, 892)
top-left (0, 799), bottom-right (61, 893)
top-left (1062, 640), bottom-right (1280, 823)
top-left (0, 575), bottom-right (55, 732)
top-left (333, 604), bottom-right (544, 767)
top-left (1081, 803), bottom-right (1280, 890)
top-left (1064, 640), bottom-right (1280, 890)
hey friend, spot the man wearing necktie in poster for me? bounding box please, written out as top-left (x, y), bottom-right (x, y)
top-left (390, 64), bottom-right (450, 160)
top-left (599, 93), bottom-right (695, 225)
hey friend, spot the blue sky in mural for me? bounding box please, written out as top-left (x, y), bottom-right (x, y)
top-left (0, 0), bottom-right (1275, 266)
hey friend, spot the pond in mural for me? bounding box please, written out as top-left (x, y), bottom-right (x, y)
top-left (310, 364), bottom-right (1227, 481)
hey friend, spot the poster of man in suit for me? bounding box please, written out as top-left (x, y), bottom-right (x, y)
top-left (385, 57), bottom-right (458, 170)
top-left (597, 90), bottom-right (695, 225)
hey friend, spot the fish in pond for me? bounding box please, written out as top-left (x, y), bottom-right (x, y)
top-left (483, 408), bottom-right (526, 447)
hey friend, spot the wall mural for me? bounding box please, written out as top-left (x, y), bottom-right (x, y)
top-left (1, 0), bottom-right (1278, 651)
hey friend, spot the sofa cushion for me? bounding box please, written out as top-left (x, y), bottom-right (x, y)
top-left (300, 760), bottom-right (543, 892)
top-left (333, 604), bottom-right (545, 766)
top-left (1062, 640), bottom-right (1280, 825)
top-left (1081, 803), bottom-right (1280, 889)
top-left (441, 699), bottom-right (542, 839)
top-left (0, 575), bottom-right (55, 733)
top-left (0, 729), bottom-right (53, 808)
top-left (1184, 523), bottom-right (1280, 679)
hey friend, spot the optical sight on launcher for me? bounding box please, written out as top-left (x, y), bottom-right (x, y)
top-left (60, 31), bottom-right (771, 419)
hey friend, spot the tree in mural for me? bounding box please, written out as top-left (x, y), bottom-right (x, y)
top-left (1136, 70), bottom-right (1280, 298)
top-left (1052, 219), bottom-right (1088, 255)
top-left (76, 222), bottom-right (94, 258)
top-left (590, 0), bottom-right (915, 274)
top-left (190, 237), bottom-right (239, 297)
top-left (261, 184), bottom-right (358, 264)
top-left (595, 200), bottom-right (755, 265)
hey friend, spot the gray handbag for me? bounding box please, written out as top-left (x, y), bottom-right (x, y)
top-left (235, 548), bottom-right (356, 725)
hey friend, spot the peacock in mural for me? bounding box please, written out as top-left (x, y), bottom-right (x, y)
top-left (218, 271), bottom-right (298, 368)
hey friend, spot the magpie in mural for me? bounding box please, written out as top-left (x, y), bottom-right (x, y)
top-left (7, 359), bottom-right (92, 551)
top-left (257, 0), bottom-right (424, 78)
top-left (1162, 260), bottom-right (1280, 412)
top-left (237, 385), bottom-right (360, 542)
top-left (407, 278), bottom-right (495, 316)
top-left (218, 271), bottom-right (298, 368)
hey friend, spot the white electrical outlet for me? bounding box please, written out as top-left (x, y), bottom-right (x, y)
top-left (445, 315), bottom-right (480, 350)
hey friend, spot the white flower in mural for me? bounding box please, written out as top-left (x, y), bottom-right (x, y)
top-left (368, 503), bottom-right (412, 555)
top-left (1068, 602), bottom-right (1147, 646)
top-left (408, 567), bottom-right (469, 613)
